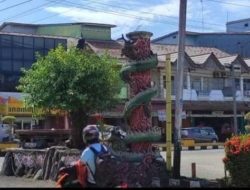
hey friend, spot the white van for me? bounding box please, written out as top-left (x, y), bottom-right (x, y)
top-left (0, 124), bottom-right (12, 142)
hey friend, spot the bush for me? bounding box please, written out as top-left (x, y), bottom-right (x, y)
top-left (223, 134), bottom-right (250, 187)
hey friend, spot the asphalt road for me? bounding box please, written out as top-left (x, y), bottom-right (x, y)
top-left (0, 149), bottom-right (225, 187)
top-left (160, 149), bottom-right (225, 179)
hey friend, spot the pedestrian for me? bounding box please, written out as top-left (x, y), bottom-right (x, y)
top-left (80, 125), bottom-right (108, 188)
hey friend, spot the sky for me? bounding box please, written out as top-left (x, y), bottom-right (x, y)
top-left (1, 0), bottom-right (250, 40)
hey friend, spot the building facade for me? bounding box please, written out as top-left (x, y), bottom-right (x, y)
top-left (152, 31), bottom-right (250, 58)
top-left (226, 18), bottom-right (250, 33)
top-left (0, 22), bottom-right (122, 130)
top-left (90, 42), bottom-right (250, 141)
top-left (2, 22), bottom-right (250, 142)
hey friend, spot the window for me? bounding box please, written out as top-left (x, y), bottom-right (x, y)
top-left (13, 61), bottom-right (23, 72)
top-left (34, 49), bottom-right (44, 58)
top-left (45, 38), bottom-right (55, 49)
top-left (163, 75), bottom-right (166, 88)
top-left (203, 77), bottom-right (210, 94)
top-left (163, 75), bottom-right (175, 95)
top-left (13, 48), bottom-right (23, 59)
top-left (211, 78), bottom-right (224, 90)
top-left (23, 61), bottom-right (33, 69)
top-left (13, 36), bottom-right (23, 48)
top-left (244, 79), bottom-right (250, 90)
top-left (23, 37), bottom-right (33, 48)
top-left (1, 60), bottom-right (12, 71)
top-left (235, 78), bottom-right (240, 91)
top-left (23, 49), bottom-right (34, 60)
top-left (1, 35), bottom-right (11, 47)
top-left (44, 49), bottom-right (49, 56)
top-left (1, 48), bottom-right (11, 59)
top-left (191, 76), bottom-right (201, 92)
top-left (192, 128), bottom-right (200, 134)
top-left (55, 39), bottom-right (67, 48)
top-left (34, 37), bottom-right (44, 49)
top-left (244, 23), bottom-right (249, 27)
top-left (200, 129), bottom-right (208, 135)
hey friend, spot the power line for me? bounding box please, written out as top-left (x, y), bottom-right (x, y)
top-left (82, 0), bottom-right (226, 28)
top-left (0, 0), bottom-right (32, 12)
top-left (0, 1), bottom-right (58, 23)
top-left (1, 0), bottom-right (247, 35)
top-left (35, 0), bottom-right (225, 32)
top-left (32, 0), bottom-right (179, 26)
top-left (206, 0), bottom-right (250, 8)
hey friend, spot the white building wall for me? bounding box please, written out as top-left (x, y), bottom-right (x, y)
top-left (227, 19), bottom-right (250, 32)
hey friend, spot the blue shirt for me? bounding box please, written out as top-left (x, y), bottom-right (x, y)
top-left (80, 143), bottom-right (107, 184)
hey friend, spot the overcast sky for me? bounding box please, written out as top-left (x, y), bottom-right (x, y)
top-left (1, 0), bottom-right (250, 40)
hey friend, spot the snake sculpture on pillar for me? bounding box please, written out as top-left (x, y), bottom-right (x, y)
top-left (120, 31), bottom-right (160, 153)
top-left (97, 31), bottom-right (168, 187)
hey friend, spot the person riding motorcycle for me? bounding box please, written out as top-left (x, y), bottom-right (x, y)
top-left (80, 125), bottom-right (108, 188)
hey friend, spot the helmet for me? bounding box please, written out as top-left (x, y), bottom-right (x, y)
top-left (82, 125), bottom-right (100, 144)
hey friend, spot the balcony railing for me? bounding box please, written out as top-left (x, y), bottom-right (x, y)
top-left (158, 88), bottom-right (249, 101)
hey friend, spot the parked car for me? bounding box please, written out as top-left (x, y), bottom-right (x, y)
top-left (181, 127), bottom-right (218, 143)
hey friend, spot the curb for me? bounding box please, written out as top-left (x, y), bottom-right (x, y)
top-left (168, 178), bottom-right (220, 188)
top-left (154, 143), bottom-right (224, 151)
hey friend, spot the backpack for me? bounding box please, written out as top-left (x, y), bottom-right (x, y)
top-left (89, 145), bottom-right (119, 187)
top-left (56, 160), bottom-right (88, 188)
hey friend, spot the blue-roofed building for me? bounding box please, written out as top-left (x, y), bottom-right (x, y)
top-left (152, 31), bottom-right (250, 58)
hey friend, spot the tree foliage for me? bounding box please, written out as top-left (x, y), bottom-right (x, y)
top-left (17, 45), bottom-right (122, 148)
top-left (2, 116), bottom-right (16, 124)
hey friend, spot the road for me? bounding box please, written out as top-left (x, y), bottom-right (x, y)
top-left (0, 157), bottom-right (56, 188)
top-left (160, 149), bottom-right (225, 179)
top-left (0, 149), bottom-right (225, 187)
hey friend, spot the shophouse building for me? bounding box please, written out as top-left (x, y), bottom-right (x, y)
top-left (1, 22), bottom-right (250, 142)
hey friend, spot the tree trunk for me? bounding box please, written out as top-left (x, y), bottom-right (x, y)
top-left (69, 109), bottom-right (88, 150)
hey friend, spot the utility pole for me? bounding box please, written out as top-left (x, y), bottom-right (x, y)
top-left (165, 54), bottom-right (172, 171)
top-left (231, 63), bottom-right (238, 134)
top-left (173, 0), bottom-right (187, 178)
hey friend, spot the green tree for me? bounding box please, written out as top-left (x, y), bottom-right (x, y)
top-left (17, 45), bottom-right (122, 149)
